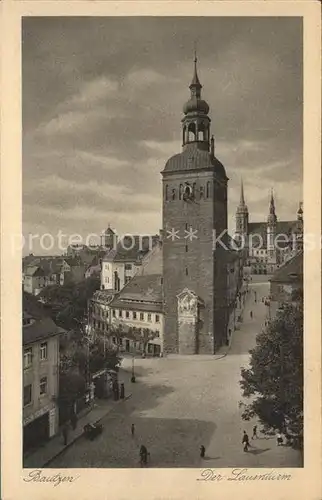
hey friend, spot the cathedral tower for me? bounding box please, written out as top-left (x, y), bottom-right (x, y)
top-left (235, 179), bottom-right (249, 239)
top-left (267, 190), bottom-right (277, 261)
top-left (161, 56), bottom-right (229, 355)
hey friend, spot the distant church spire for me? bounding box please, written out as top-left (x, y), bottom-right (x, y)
top-left (240, 178), bottom-right (246, 206)
top-left (235, 179), bottom-right (248, 235)
top-left (267, 189), bottom-right (277, 224)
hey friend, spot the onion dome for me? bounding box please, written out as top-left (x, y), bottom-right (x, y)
top-left (183, 97), bottom-right (209, 115)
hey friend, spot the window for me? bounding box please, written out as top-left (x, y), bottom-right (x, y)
top-left (24, 384), bottom-right (32, 406)
top-left (24, 348), bottom-right (32, 369)
top-left (140, 312), bottom-right (144, 321)
top-left (125, 263), bottom-right (132, 271)
top-left (39, 377), bottom-right (47, 395)
top-left (185, 244), bottom-right (188, 252)
top-left (119, 338), bottom-right (123, 346)
top-left (133, 312), bottom-right (137, 320)
top-left (155, 314), bottom-right (160, 323)
top-left (40, 342), bottom-right (47, 360)
top-left (112, 337), bottom-right (116, 344)
top-left (186, 267), bottom-right (188, 276)
top-left (119, 310), bottom-right (123, 318)
top-left (112, 310), bottom-right (116, 317)
top-left (125, 311), bottom-right (130, 319)
top-left (147, 313), bottom-right (152, 322)
top-left (155, 331), bottom-right (160, 338)
top-left (206, 181), bottom-right (211, 198)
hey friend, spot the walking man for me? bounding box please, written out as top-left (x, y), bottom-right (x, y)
top-left (242, 430), bottom-right (250, 452)
top-left (252, 425), bottom-right (258, 439)
top-left (200, 445), bottom-right (206, 458)
top-left (131, 423), bottom-right (135, 437)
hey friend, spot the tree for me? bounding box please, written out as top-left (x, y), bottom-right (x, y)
top-left (240, 297), bottom-right (303, 443)
top-left (58, 367), bottom-right (86, 424)
top-left (39, 275), bottom-right (100, 329)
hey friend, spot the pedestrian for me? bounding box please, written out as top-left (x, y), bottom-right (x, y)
top-left (62, 423), bottom-right (69, 446)
top-left (250, 310), bottom-right (253, 319)
top-left (70, 412), bottom-right (78, 430)
top-left (276, 433), bottom-right (283, 446)
top-left (200, 445), bottom-right (206, 458)
top-left (242, 430), bottom-right (250, 452)
top-left (131, 423), bottom-right (135, 436)
top-left (252, 425), bottom-right (257, 439)
top-left (139, 445), bottom-right (148, 467)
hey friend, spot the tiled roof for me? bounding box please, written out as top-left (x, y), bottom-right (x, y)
top-left (103, 235), bottom-right (159, 263)
top-left (23, 316), bottom-right (62, 345)
top-left (110, 299), bottom-right (163, 314)
top-left (248, 220), bottom-right (298, 248)
top-left (270, 251), bottom-right (303, 284)
top-left (24, 265), bottom-right (45, 277)
top-left (162, 143), bottom-right (227, 179)
top-left (117, 274), bottom-right (163, 302)
top-left (23, 291), bottom-right (63, 344)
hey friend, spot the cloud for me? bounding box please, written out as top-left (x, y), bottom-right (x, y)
top-left (22, 17), bottom-right (302, 253)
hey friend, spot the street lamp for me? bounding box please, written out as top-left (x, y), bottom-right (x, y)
top-left (131, 355), bottom-right (136, 383)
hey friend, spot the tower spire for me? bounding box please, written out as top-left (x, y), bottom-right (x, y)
top-left (240, 178), bottom-right (245, 205)
top-left (269, 188), bottom-right (275, 214)
top-left (267, 188), bottom-right (277, 224)
top-left (190, 46), bottom-right (202, 96)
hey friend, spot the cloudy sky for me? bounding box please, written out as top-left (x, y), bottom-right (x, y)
top-left (22, 16), bottom-right (303, 255)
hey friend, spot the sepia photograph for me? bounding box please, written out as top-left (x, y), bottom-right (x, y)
top-left (20, 15), bottom-right (306, 470)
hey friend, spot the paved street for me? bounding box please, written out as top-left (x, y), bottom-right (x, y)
top-left (49, 280), bottom-right (302, 468)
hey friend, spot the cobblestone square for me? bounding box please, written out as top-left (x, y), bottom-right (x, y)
top-left (49, 282), bottom-right (302, 468)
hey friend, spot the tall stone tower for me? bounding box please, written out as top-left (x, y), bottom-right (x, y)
top-left (267, 190), bottom-right (277, 261)
top-left (235, 179), bottom-right (249, 239)
top-left (161, 56), bottom-right (229, 355)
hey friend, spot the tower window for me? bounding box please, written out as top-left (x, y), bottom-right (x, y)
top-left (185, 244), bottom-right (188, 252)
top-left (188, 122), bottom-right (196, 142)
top-left (185, 267), bottom-right (188, 276)
top-left (185, 223), bottom-right (188, 230)
top-left (206, 181), bottom-right (211, 198)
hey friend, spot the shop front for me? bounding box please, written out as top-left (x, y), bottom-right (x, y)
top-left (23, 404), bottom-right (57, 453)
